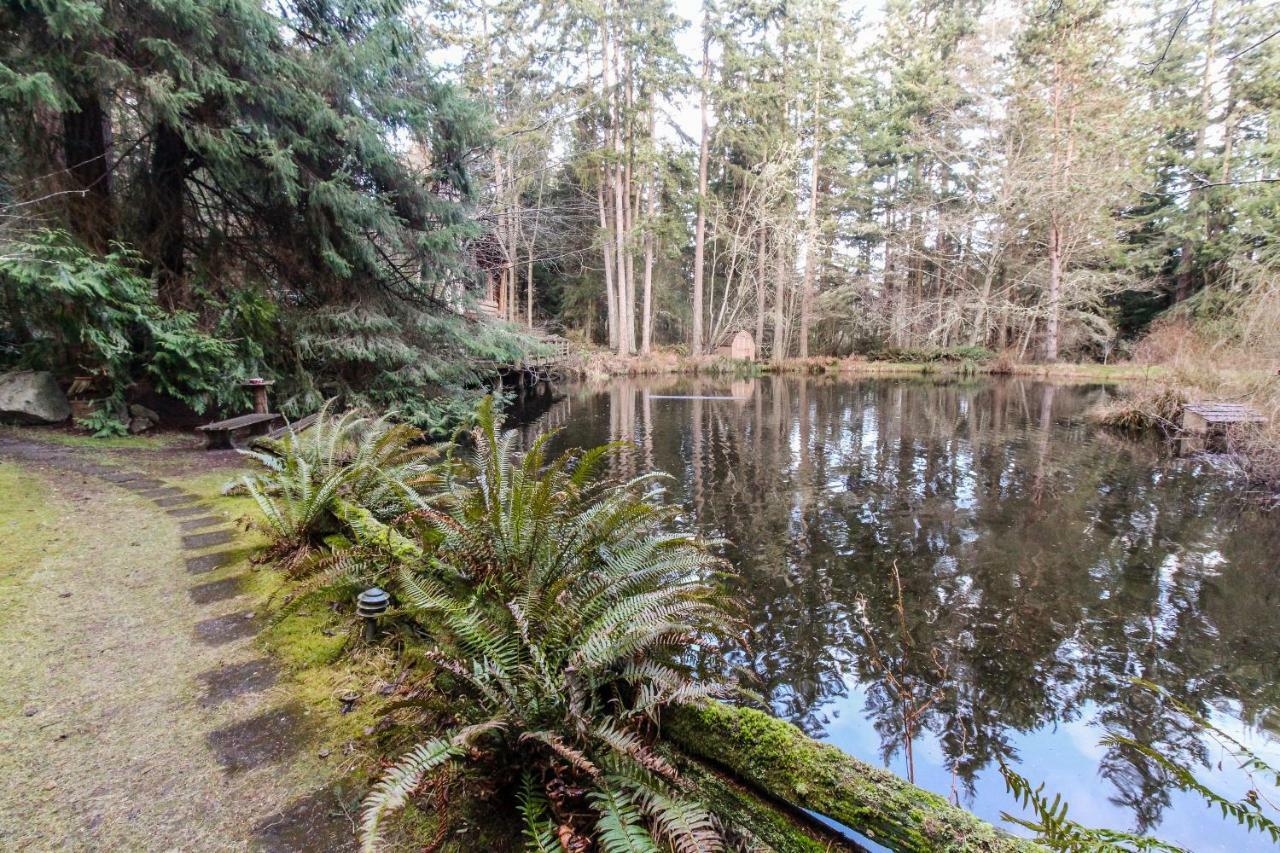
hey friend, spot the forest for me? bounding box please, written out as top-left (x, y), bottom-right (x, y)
top-left (2, 0), bottom-right (1278, 432)
top-left (454, 0), bottom-right (1279, 364)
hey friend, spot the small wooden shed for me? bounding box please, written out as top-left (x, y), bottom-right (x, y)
top-left (728, 330), bottom-right (756, 361)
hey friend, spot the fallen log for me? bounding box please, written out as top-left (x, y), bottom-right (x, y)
top-left (665, 702), bottom-right (1039, 853)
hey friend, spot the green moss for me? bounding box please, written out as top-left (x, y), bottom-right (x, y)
top-left (674, 756), bottom-right (842, 852)
top-left (666, 702), bottom-right (1038, 853)
top-left (0, 463), bottom-right (54, 625)
top-left (332, 498), bottom-right (422, 560)
top-left (263, 611), bottom-right (349, 668)
top-left (0, 425), bottom-right (189, 450)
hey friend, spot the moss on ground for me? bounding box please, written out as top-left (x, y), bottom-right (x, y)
top-left (0, 424), bottom-right (191, 451)
top-left (0, 463), bottom-right (55, 625)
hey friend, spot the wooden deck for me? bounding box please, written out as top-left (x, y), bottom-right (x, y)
top-left (520, 335), bottom-right (571, 369)
top-left (1181, 402), bottom-right (1266, 433)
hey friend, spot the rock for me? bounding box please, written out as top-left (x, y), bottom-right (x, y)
top-left (0, 371), bottom-right (71, 424)
top-left (128, 416), bottom-right (155, 434)
top-left (128, 402), bottom-right (160, 422)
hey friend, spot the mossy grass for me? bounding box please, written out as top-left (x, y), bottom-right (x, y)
top-left (0, 424), bottom-right (192, 451)
top-left (0, 463), bottom-right (54, 625)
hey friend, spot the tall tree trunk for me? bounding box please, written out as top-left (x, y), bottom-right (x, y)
top-left (691, 12), bottom-right (711, 357)
top-left (607, 7), bottom-right (632, 355)
top-left (598, 17), bottom-right (619, 351)
top-left (1045, 216), bottom-right (1061, 362)
top-left (772, 237), bottom-right (787, 364)
top-left (798, 25), bottom-right (824, 359)
top-left (641, 106), bottom-right (657, 355)
top-left (146, 123), bottom-right (188, 309)
top-left (620, 49), bottom-right (637, 355)
top-left (754, 227), bottom-right (766, 353)
top-left (597, 176), bottom-right (618, 350)
top-left (62, 89), bottom-right (114, 252)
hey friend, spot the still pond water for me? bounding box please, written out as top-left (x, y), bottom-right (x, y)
top-left (519, 375), bottom-right (1280, 851)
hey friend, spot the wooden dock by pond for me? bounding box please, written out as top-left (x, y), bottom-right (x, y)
top-left (1178, 401), bottom-right (1266, 452)
top-left (484, 333), bottom-right (573, 404)
top-left (1180, 402), bottom-right (1266, 433)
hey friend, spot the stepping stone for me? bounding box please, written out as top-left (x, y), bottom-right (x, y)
top-left (251, 787), bottom-right (356, 852)
top-left (183, 530), bottom-right (234, 550)
top-left (101, 471), bottom-right (143, 484)
top-left (178, 516), bottom-right (224, 533)
top-left (197, 658), bottom-right (277, 707)
top-left (141, 486), bottom-right (186, 499)
top-left (189, 575), bottom-right (243, 605)
top-left (123, 478), bottom-right (165, 491)
top-left (167, 505), bottom-right (208, 518)
top-left (194, 612), bottom-right (258, 646)
top-left (155, 495), bottom-right (198, 508)
top-left (187, 552), bottom-right (235, 574)
top-left (206, 702), bottom-right (305, 772)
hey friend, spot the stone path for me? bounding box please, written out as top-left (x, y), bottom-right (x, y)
top-left (0, 438), bottom-right (355, 851)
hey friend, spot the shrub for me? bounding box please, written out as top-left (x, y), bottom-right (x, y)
top-left (359, 398), bottom-right (741, 851)
top-left (866, 345), bottom-right (996, 364)
top-left (1087, 387), bottom-right (1186, 433)
top-left (241, 401), bottom-right (436, 571)
top-left (0, 229), bottom-right (233, 415)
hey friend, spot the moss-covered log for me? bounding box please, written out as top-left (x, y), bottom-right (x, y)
top-left (331, 498), bottom-right (422, 562)
top-left (675, 756), bottom-right (862, 852)
top-left (666, 702), bottom-right (1040, 853)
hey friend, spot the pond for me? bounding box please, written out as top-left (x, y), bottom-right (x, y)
top-left (517, 374), bottom-right (1280, 851)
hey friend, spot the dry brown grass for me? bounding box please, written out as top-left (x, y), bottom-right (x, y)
top-left (1088, 386), bottom-right (1187, 433)
top-left (1125, 317), bottom-right (1280, 497)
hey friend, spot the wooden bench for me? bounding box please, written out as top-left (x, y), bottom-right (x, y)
top-left (197, 412), bottom-right (283, 449)
top-left (247, 412), bottom-right (321, 451)
top-left (265, 411), bottom-right (319, 440)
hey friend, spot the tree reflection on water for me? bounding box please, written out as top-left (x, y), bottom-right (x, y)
top-left (521, 375), bottom-right (1280, 848)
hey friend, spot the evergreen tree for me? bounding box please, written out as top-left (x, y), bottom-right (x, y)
top-left (1, 0), bottom-right (521, 430)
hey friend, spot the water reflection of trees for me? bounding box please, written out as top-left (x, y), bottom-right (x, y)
top-left (540, 376), bottom-right (1280, 831)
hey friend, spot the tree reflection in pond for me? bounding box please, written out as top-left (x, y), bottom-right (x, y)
top-left (518, 375), bottom-right (1280, 851)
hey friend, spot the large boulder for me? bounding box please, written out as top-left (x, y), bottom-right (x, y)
top-left (0, 371), bottom-right (72, 424)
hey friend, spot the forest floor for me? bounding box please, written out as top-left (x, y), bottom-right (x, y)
top-left (0, 429), bottom-right (357, 851)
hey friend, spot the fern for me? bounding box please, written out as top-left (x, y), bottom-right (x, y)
top-left (240, 400), bottom-right (437, 567)
top-left (1097, 734), bottom-right (1280, 845)
top-left (590, 788), bottom-right (661, 853)
top-left (998, 760), bottom-right (1190, 851)
top-left (999, 676), bottom-right (1280, 851)
top-left (518, 772), bottom-right (560, 852)
top-left (357, 396), bottom-right (740, 850)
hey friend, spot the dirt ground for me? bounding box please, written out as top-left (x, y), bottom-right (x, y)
top-left (0, 431), bottom-right (356, 851)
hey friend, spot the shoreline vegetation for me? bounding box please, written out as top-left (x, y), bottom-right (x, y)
top-left (567, 346), bottom-right (1279, 501)
top-left (575, 349), bottom-right (1172, 382)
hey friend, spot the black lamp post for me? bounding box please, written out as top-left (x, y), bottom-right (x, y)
top-left (357, 587), bottom-right (391, 642)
